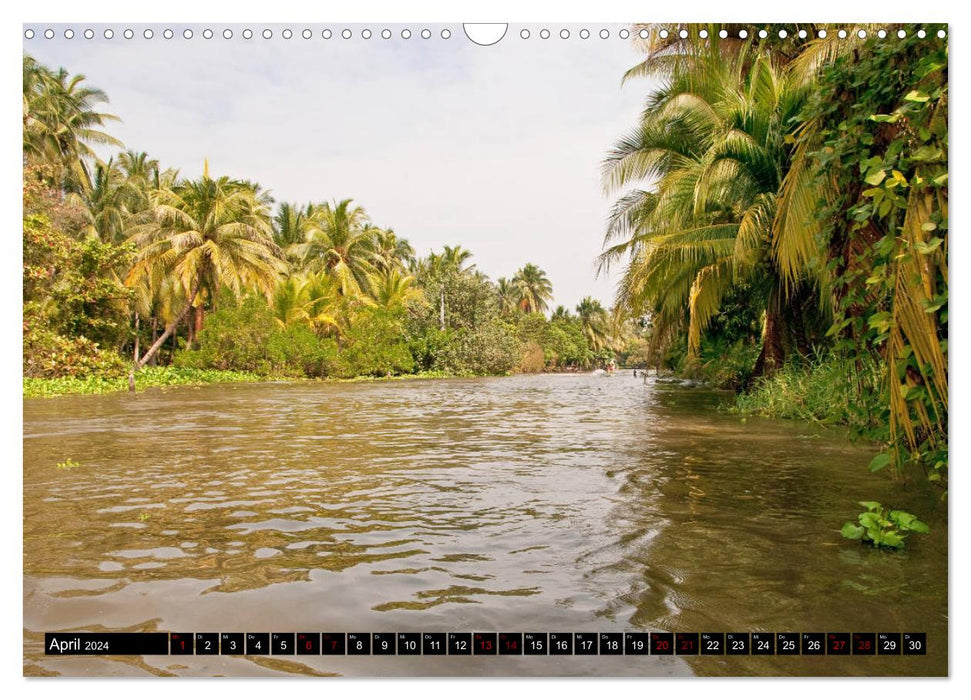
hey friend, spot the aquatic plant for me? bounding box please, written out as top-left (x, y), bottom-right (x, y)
top-left (841, 501), bottom-right (929, 549)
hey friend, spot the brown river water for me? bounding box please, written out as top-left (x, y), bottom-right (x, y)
top-left (23, 372), bottom-right (947, 676)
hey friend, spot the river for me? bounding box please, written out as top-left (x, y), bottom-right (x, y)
top-left (23, 371), bottom-right (948, 676)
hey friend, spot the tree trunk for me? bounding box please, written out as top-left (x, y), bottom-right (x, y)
top-left (194, 304), bottom-right (205, 339)
top-left (149, 318), bottom-right (158, 366)
top-left (439, 290), bottom-right (445, 331)
top-left (752, 291), bottom-right (786, 380)
top-left (129, 278), bottom-right (203, 391)
top-left (133, 314), bottom-right (140, 363)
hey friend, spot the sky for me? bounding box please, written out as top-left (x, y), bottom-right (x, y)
top-left (23, 23), bottom-right (652, 310)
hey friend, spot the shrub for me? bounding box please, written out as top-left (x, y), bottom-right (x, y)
top-left (518, 341), bottom-right (546, 373)
top-left (266, 324), bottom-right (338, 377)
top-left (23, 325), bottom-right (127, 379)
top-left (434, 320), bottom-right (521, 375)
top-left (544, 318), bottom-right (593, 369)
top-left (176, 294), bottom-right (278, 374)
top-left (408, 327), bottom-right (452, 373)
top-left (336, 306), bottom-right (415, 378)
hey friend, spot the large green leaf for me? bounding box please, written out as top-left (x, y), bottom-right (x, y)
top-left (841, 522), bottom-right (865, 540)
top-left (868, 453), bottom-right (892, 472)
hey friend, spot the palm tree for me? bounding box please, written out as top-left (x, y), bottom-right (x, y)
top-left (22, 55), bottom-right (123, 192)
top-left (271, 275), bottom-right (310, 329)
top-left (70, 157), bottom-right (129, 241)
top-left (415, 245), bottom-right (476, 278)
top-left (367, 267), bottom-right (420, 308)
top-left (373, 228), bottom-right (415, 272)
top-left (773, 28), bottom-right (948, 473)
top-left (273, 202), bottom-right (314, 248)
top-left (117, 150), bottom-right (159, 210)
top-left (68, 151), bottom-right (160, 244)
top-left (551, 305), bottom-right (572, 321)
top-left (130, 263), bottom-right (186, 366)
top-left (496, 277), bottom-right (520, 317)
top-left (301, 272), bottom-right (343, 337)
top-left (512, 263), bottom-right (553, 314)
top-left (576, 297), bottom-right (609, 350)
top-left (292, 199), bottom-right (377, 297)
top-left (439, 245), bottom-right (474, 272)
top-left (273, 202), bottom-right (302, 247)
top-left (126, 171), bottom-right (285, 383)
top-left (601, 37), bottom-right (812, 374)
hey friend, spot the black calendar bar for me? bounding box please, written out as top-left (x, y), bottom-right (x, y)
top-left (44, 633), bottom-right (169, 655)
top-left (44, 632), bottom-right (927, 656)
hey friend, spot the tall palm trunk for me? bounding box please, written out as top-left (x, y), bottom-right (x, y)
top-left (132, 313), bottom-right (140, 363)
top-left (752, 286), bottom-right (786, 379)
top-left (149, 318), bottom-right (158, 366)
top-left (128, 277), bottom-right (203, 391)
top-left (193, 304), bottom-right (205, 339)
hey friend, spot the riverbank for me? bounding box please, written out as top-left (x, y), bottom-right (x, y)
top-left (23, 367), bottom-right (267, 398)
top-left (23, 365), bottom-right (618, 399)
top-left (24, 354), bottom-right (880, 441)
top-left (22, 367), bottom-right (515, 398)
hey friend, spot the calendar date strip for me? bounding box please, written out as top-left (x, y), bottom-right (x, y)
top-left (44, 631), bottom-right (927, 656)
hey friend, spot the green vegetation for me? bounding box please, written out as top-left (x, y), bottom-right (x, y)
top-left (734, 354), bottom-right (883, 432)
top-left (23, 367), bottom-right (266, 397)
top-left (603, 24), bottom-right (948, 495)
top-left (23, 55), bottom-right (640, 400)
top-left (841, 501), bottom-right (930, 550)
top-left (21, 26), bottom-right (949, 538)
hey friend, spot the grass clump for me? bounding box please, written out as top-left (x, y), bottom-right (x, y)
top-left (734, 353), bottom-right (885, 433)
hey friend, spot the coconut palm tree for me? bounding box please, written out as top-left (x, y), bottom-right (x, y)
top-left (117, 151), bottom-right (159, 210)
top-left (496, 277), bottom-right (520, 317)
top-left (415, 245), bottom-right (476, 278)
top-left (22, 55), bottom-right (123, 192)
top-left (273, 202), bottom-right (310, 248)
top-left (126, 171), bottom-right (285, 382)
top-left (130, 263), bottom-right (187, 366)
top-left (373, 228), bottom-right (415, 272)
top-left (576, 297), bottom-right (609, 350)
top-left (601, 37), bottom-right (814, 374)
top-left (439, 245), bottom-right (474, 272)
top-left (69, 151), bottom-right (161, 244)
top-left (367, 267), bottom-right (421, 308)
top-left (512, 263), bottom-right (553, 314)
top-left (69, 157), bottom-right (129, 241)
top-left (272, 275), bottom-right (310, 329)
top-left (292, 199), bottom-right (377, 297)
top-left (301, 272), bottom-right (343, 337)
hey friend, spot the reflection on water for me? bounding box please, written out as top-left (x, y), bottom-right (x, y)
top-left (23, 372), bottom-right (947, 676)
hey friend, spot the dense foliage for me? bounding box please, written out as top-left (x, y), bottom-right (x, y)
top-left (23, 55), bottom-right (637, 395)
top-left (604, 24), bottom-right (948, 488)
top-left (794, 34), bottom-right (948, 483)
